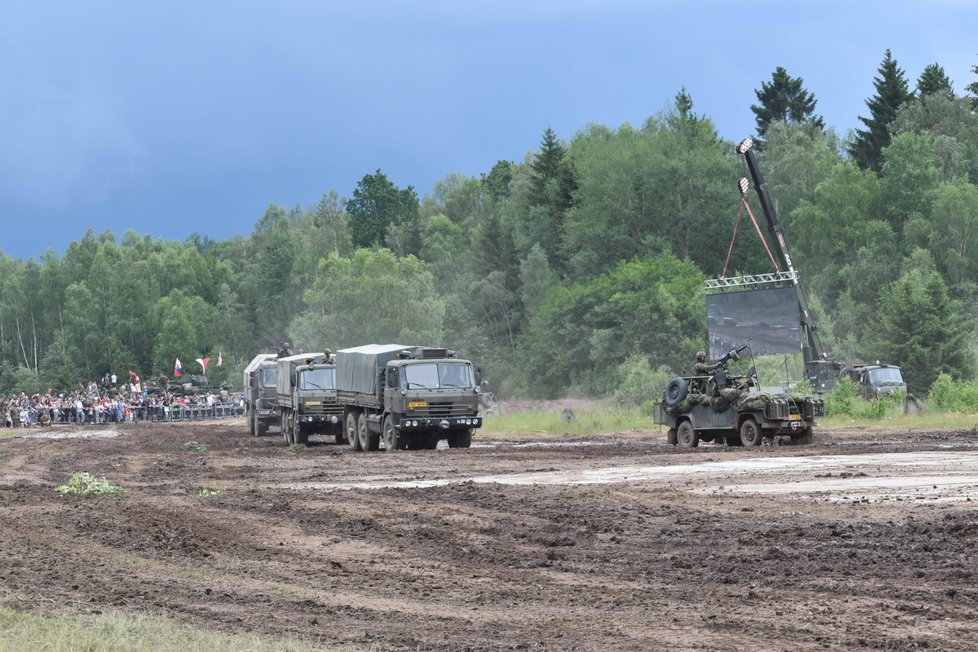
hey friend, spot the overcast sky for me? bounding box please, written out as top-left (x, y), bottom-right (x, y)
top-left (1, 1), bottom-right (975, 260)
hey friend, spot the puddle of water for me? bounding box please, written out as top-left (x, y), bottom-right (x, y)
top-left (277, 450), bottom-right (978, 493)
top-left (21, 428), bottom-right (120, 440)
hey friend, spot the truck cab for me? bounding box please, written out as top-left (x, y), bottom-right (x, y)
top-left (277, 352), bottom-right (343, 445)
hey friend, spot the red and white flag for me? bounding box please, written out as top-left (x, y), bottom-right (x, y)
top-left (196, 357), bottom-right (211, 374)
top-left (174, 358), bottom-right (183, 377)
top-left (217, 352), bottom-right (223, 367)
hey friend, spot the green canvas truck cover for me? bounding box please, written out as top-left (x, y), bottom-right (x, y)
top-left (336, 344), bottom-right (411, 396)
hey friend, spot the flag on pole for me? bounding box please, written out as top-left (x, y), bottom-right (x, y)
top-left (196, 357), bottom-right (211, 374)
top-left (217, 352), bottom-right (223, 367)
top-left (174, 358), bottom-right (182, 377)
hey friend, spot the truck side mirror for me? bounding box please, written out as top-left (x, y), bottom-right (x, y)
top-left (474, 367), bottom-right (482, 386)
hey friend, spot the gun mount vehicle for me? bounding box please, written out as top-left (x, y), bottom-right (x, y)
top-left (335, 344), bottom-right (483, 452)
top-left (654, 346), bottom-right (824, 448)
top-left (277, 351), bottom-right (344, 446)
top-left (730, 137), bottom-right (909, 397)
top-left (146, 374), bottom-right (230, 399)
top-left (244, 353), bottom-right (279, 436)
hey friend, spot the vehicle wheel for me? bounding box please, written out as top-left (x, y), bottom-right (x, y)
top-left (256, 416), bottom-right (268, 437)
top-left (334, 429), bottom-right (346, 445)
top-left (677, 421), bottom-right (698, 448)
top-left (447, 429), bottom-right (473, 448)
top-left (357, 413), bottom-right (379, 451)
top-left (294, 423), bottom-right (309, 445)
top-left (740, 418), bottom-right (762, 448)
top-left (423, 434), bottom-right (440, 450)
top-left (346, 412), bottom-right (361, 451)
top-left (663, 377), bottom-right (689, 408)
top-left (666, 428), bottom-right (677, 446)
top-left (383, 415), bottom-right (403, 452)
top-left (282, 413), bottom-right (292, 445)
top-left (248, 411), bottom-right (255, 435)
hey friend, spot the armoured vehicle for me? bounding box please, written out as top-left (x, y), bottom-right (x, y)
top-left (243, 353), bottom-right (279, 436)
top-left (276, 351), bottom-right (344, 446)
top-left (335, 344), bottom-right (483, 452)
top-left (653, 348), bottom-right (824, 448)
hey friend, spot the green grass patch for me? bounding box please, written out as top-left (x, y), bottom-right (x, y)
top-left (820, 410), bottom-right (978, 431)
top-left (174, 441), bottom-right (207, 452)
top-left (480, 405), bottom-right (652, 438)
top-left (195, 486), bottom-right (227, 497)
top-left (0, 430), bottom-right (19, 440)
top-left (0, 604), bottom-right (332, 652)
top-left (55, 472), bottom-right (124, 495)
top-left (288, 443), bottom-right (309, 452)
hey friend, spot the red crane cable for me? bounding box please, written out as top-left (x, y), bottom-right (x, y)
top-left (721, 197), bottom-right (781, 279)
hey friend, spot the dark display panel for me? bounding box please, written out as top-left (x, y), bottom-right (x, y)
top-left (706, 287), bottom-right (801, 358)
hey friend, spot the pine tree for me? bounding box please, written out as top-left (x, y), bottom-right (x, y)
top-left (750, 67), bottom-right (824, 140)
top-left (849, 49), bottom-right (913, 173)
top-left (967, 59), bottom-right (978, 108)
top-left (916, 63), bottom-right (954, 99)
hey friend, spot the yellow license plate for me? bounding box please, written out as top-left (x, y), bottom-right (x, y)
top-left (305, 401), bottom-right (321, 406)
top-left (789, 413), bottom-right (800, 420)
top-left (408, 401), bottom-right (427, 408)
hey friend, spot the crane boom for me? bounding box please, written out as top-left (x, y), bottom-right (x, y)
top-left (736, 138), bottom-right (837, 390)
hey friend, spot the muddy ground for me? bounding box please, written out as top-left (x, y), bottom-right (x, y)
top-left (2, 419), bottom-right (978, 651)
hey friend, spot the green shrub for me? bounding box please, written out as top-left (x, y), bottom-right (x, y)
top-left (928, 372), bottom-right (956, 411)
top-left (175, 441), bottom-right (207, 452)
top-left (56, 472), bottom-right (124, 495)
top-left (824, 376), bottom-right (858, 417)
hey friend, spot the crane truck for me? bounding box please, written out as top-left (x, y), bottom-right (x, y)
top-left (734, 137), bottom-right (908, 399)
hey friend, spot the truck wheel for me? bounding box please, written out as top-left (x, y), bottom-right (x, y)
top-left (346, 412), bottom-right (361, 451)
top-left (666, 428), bottom-right (677, 446)
top-left (740, 418), bottom-right (762, 448)
top-left (294, 423), bottom-right (309, 445)
top-left (663, 377), bottom-right (688, 409)
top-left (382, 415), bottom-right (403, 451)
top-left (248, 411), bottom-right (255, 435)
top-left (447, 429), bottom-right (473, 448)
top-left (423, 434), bottom-right (439, 450)
top-left (282, 415), bottom-right (292, 445)
top-left (334, 430), bottom-right (346, 446)
top-left (257, 416), bottom-right (268, 437)
top-left (677, 421), bottom-right (698, 448)
top-left (357, 413), bottom-right (379, 451)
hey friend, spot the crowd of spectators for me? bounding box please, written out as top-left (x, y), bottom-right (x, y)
top-left (1, 375), bottom-right (244, 428)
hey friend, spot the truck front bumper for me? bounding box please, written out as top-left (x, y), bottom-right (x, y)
top-left (398, 416), bottom-right (482, 430)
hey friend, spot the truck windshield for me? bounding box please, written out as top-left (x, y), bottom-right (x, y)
top-left (868, 367), bottom-right (904, 386)
top-left (261, 368), bottom-right (278, 388)
top-left (300, 368), bottom-right (334, 390)
top-left (403, 362), bottom-right (473, 389)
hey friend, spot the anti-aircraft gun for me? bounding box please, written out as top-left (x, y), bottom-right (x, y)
top-left (654, 342), bottom-right (824, 448)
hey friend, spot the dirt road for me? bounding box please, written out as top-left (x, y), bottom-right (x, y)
top-left (2, 421), bottom-right (977, 650)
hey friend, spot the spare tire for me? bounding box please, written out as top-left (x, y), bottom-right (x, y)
top-left (663, 377), bottom-right (688, 408)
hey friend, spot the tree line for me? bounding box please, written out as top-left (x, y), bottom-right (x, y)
top-left (2, 51), bottom-right (977, 401)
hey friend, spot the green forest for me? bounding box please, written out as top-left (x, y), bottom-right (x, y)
top-left (2, 51), bottom-right (978, 402)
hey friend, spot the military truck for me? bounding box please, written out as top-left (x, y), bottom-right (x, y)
top-left (838, 363), bottom-right (907, 401)
top-left (276, 351), bottom-right (345, 446)
top-left (243, 353), bottom-right (279, 436)
top-left (335, 344), bottom-right (483, 452)
top-left (653, 349), bottom-right (824, 448)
